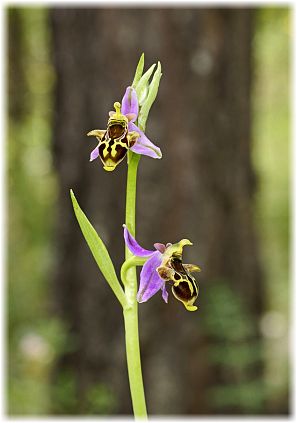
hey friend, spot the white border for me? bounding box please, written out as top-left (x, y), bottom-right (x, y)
top-left (1, 1), bottom-right (295, 423)
top-left (2, 0), bottom-right (296, 6)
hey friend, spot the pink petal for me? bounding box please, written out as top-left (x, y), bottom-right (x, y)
top-left (137, 251), bottom-right (164, 303)
top-left (123, 225), bottom-right (154, 257)
top-left (121, 86), bottom-right (138, 120)
top-left (128, 122), bottom-right (162, 159)
top-left (90, 145), bottom-right (99, 162)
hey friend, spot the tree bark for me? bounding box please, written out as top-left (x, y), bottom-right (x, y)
top-left (50, 8), bottom-right (264, 415)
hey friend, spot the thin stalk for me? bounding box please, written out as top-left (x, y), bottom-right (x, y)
top-left (121, 256), bottom-right (147, 285)
top-left (123, 151), bottom-right (147, 419)
top-left (125, 152), bottom-right (140, 236)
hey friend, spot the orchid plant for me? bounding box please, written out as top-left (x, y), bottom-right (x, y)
top-left (70, 54), bottom-right (201, 418)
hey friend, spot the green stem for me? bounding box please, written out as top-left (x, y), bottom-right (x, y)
top-left (125, 152), bottom-right (140, 236)
top-left (123, 151), bottom-right (147, 419)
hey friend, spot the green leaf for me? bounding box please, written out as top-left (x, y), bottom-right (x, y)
top-left (70, 190), bottom-right (127, 308)
top-left (131, 53), bottom-right (145, 88)
top-left (138, 61), bottom-right (162, 131)
top-left (135, 63), bottom-right (156, 105)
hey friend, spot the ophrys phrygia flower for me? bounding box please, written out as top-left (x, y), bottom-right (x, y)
top-left (88, 86), bottom-right (162, 171)
top-left (123, 225), bottom-right (201, 311)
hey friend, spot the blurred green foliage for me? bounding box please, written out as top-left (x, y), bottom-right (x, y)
top-left (7, 8), bottom-right (69, 415)
top-left (253, 8), bottom-right (289, 313)
top-left (50, 370), bottom-right (117, 415)
top-left (203, 283), bottom-right (266, 413)
top-left (253, 8), bottom-right (290, 411)
top-left (201, 9), bottom-right (290, 414)
top-left (7, 6), bottom-right (290, 416)
top-left (8, 7), bottom-right (55, 331)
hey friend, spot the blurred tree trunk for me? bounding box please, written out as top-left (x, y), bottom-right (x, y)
top-left (50, 8), bottom-right (264, 415)
top-left (8, 8), bottom-right (27, 120)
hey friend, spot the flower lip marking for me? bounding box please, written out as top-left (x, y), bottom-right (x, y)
top-left (123, 225), bottom-right (201, 311)
top-left (88, 87), bottom-right (162, 171)
top-left (167, 255), bottom-right (199, 312)
top-left (88, 102), bottom-right (139, 172)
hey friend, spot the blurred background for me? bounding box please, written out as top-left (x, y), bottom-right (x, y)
top-left (7, 7), bottom-right (290, 416)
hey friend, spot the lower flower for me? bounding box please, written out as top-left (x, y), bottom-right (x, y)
top-left (123, 225), bottom-right (201, 311)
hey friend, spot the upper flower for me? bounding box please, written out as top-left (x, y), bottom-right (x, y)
top-left (87, 87), bottom-right (162, 171)
top-left (123, 226), bottom-right (201, 311)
